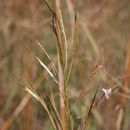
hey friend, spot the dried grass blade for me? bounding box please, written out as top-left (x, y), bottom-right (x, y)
top-left (46, 95), bottom-right (63, 129)
top-left (67, 8), bottom-right (77, 84)
top-left (55, 0), bottom-right (67, 129)
top-left (58, 56), bottom-right (67, 130)
top-left (1, 59), bottom-right (57, 130)
top-left (25, 82), bottom-right (57, 130)
top-left (43, 0), bottom-right (55, 16)
top-left (80, 22), bottom-right (100, 58)
top-left (120, 42), bottom-right (130, 107)
top-left (35, 40), bottom-right (58, 75)
top-left (36, 56), bottom-right (58, 84)
top-left (82, 80), bottom-right (101, 130)
top-left (59, 9), bottom-right (68, 70)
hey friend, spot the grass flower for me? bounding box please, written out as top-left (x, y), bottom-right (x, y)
top-left (102, 88), bottom-right (112, 99)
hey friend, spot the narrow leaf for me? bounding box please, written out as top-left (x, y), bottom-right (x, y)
top-left (36, 56), bottom-right (58, 84)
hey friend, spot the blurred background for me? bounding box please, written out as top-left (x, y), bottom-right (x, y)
top-left (0, 0), bottom-right (130, 130)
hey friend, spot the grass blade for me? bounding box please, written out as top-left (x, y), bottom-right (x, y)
top-left (59, 9), bottom-right (68, 70)
top-left (82, 80), bottom-right (101, 130)
top-left (46, 95), bottom-right (63, 129)
top-left (19, 82), bottom-right (57, 130)
top-left (35, 40), bottom-right (58, 75)
top-left (36, 56), bottom-right (58, 84)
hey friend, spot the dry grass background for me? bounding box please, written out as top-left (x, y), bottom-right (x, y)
top-left (0, 0), bottom-right (130, 130)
